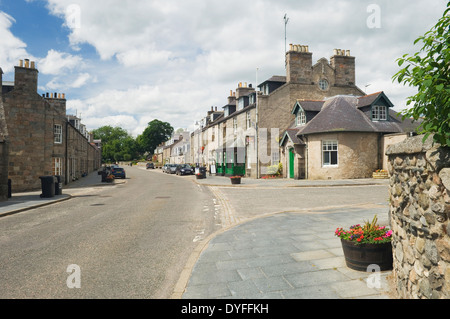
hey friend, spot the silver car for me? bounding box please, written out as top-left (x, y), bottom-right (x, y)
top-left (166, 164), bottom-right (177, 174)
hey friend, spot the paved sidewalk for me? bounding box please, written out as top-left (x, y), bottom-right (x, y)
top-left (179, 207), bottom-right (393, 299)
top-left (0, 172), bottom-right (122, 218)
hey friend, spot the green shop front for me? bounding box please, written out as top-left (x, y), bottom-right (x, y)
top-left (216, 140), bottom-right (246, 176)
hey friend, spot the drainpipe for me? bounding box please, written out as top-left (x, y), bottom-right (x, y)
top-left (304, 135), bottom-right (309, 180)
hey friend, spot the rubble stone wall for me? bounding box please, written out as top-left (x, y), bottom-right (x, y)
top-left (386, 135), bottom-right (450, 299)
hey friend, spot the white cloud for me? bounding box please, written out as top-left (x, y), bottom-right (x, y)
top-left (0, 11), bottom-right (35, 73)
top-left (38, 49), bottom-right (83, 75)
top-left (11, 0), bottom-right (447, 135)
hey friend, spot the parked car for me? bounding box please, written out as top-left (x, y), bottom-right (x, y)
top-left (176, 164), bottom-right (193, 175)
top-left (111, 167), bottom-right (126, 179)
top-left (146, 162), bottom-right (154, 169)
top-left (166, 164), bottom-right (177, 174)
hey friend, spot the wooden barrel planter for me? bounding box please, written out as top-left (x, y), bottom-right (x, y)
top-left (341, 239), bottom-right (393, 271)
top-left (230, 177), bottom-right (241, 184)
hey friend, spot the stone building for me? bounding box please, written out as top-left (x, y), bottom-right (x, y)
top-left (257, 45), bottom-right (366, 178)
top-left (193, 44), bottom-right (367, 178)
top-left (1, 59), bottom-right (101, 192)
top-left (280, 92), bottom-right (418, 179)
top-left (0, 67), bottom-right (9, 201)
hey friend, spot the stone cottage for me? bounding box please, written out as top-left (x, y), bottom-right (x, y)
top-left (1, 59), bottom-right (101, 192)
top-left (279, 92), bottom-right (419, 179)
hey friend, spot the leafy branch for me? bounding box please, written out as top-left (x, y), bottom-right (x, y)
top-left (392, 3), bottom-right (450, 147)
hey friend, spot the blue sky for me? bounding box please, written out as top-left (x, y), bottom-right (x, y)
top-left (0, 0), bottom-right (448, 137)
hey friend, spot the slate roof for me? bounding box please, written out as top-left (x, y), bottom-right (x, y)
top-left (283, 128), bottom-right (305, 145)
top-left (292, 100), bottom-right (324, 113)
top-left (294, 93), bottom-right (418, 136)
top-left (357, 91), bottom-right (394, 108)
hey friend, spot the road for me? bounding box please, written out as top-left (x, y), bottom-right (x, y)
top-left (0, 167), bottom-right (219, 298)
top-left (0, 166), bottom-right (390, 299)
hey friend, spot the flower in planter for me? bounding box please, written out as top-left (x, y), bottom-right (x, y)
top-left (334, 215), bottom-right (392, 245)
top-left (230, 176), bottom-right (241, 179)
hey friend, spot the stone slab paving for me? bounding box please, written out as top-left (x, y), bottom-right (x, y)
top-left (183, 207), bottom-right (393, 299)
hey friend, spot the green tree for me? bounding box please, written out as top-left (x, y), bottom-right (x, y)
top-left (137, 119), bottom-right (173, 156)
top-left (393, 2), bottom-right (450, 147)
top-left (92, 126), bottom-right (137, 162)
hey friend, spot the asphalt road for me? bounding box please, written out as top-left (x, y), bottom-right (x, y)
top-left (0, 167), bottom-right (219, 298)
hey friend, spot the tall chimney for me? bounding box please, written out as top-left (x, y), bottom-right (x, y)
top-left (330, 49), bottom-right (355, 86)
top-left (286, 43), bottom-right (312, 84)
top-left (14, 58), bottom-right (39, 93)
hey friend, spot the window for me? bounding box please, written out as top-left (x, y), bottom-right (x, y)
top-left (322, 140), bottom-right (338, 166)
top-left (319, 79), bottom-right (329, 91)
top-left (246, 111), bottom-right (251, 129)
top-left (296, 110), bottom-right (306, 126)
top-left (238, 98), bottom-right (245, 110)
top-left (53, 157), bottom-right (62, 175)
top-left (249, 94), bottom-right (255, 105)
top-left (372, 105), bottom-right (387, 120)
top-left (54, 124), bottom-right (62, 144)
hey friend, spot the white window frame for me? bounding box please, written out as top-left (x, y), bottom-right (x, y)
top-left (53, 157), bottom-right (62, 175)
top-left (246, 111), bottom-right (251, 129)
top-left (318, 79), bottom-right (329, 91)
top-left (296, 110), bottom-right (306, 126)
top-left (322, 140), bottom-right (338, 166)
top-left (372, 105), bottom-right (387, 121)
top-left (54, 124), bottom-right (63, 144)
top-left (238, 98), bottom-right (244, 110)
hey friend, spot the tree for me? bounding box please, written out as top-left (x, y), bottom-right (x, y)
top-left (393, 2), bottom-right (450, 147)
top-left (92, 126), bottom-right (137, 162)
top-left (137, 119), bottom-right (173, 156)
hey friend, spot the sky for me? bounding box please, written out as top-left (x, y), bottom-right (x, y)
top-left (0, 0), bottom-right (447, 137)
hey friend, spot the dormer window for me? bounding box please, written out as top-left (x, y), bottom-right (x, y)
top-left (372, 105), bottom-right (387, 121)
top-left (296, 110), bottom-right (306, 126)
top-left (238, 98), bottom-right (245, 110)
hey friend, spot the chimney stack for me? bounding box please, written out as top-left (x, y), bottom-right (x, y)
top-left (14, 58), bottom-right (39, 93)
top-left (330, 49), bottom-right (355, 86)
top-left (286, 43), bottom-right (312, 84)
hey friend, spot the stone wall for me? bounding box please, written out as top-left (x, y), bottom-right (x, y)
top-left (0, 141), bottom-right (8, 201)
top-left (386, 135), bottom-right (449, 299)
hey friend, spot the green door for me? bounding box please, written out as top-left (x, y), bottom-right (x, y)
top-left (289, 148), bottom-right (295, 179)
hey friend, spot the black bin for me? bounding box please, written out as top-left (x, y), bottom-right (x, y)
top-left (39, 176), bottom-right (56, 198)
top-left (101, 171), bottom-right (108, 182)
top-left (54, 175), bottom-right (62, 195)
top-left (199, 167), bottom-right (207, 179)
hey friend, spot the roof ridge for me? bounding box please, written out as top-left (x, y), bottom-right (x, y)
top-left (358, 91), bottom-right (383, 98)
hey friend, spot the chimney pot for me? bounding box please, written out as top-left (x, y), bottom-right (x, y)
top-left (289, 43), bottom-right (293, 51)
top-left (346, 50), bottom-right (350, 56)
top-left (24, 59), bottom-right (29, 68)
top-left (19, 60), bottom-right (23, 67)
top-left (30, 61), bottom-right (35, 69)
top-left (62, 93), bottom-right (65, 99)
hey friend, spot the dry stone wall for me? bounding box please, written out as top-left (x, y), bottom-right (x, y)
top-left (386, 135), bottom-right (449, 299)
